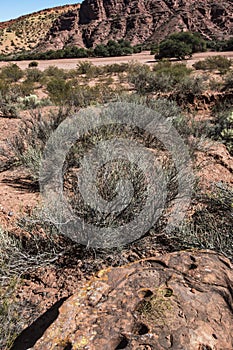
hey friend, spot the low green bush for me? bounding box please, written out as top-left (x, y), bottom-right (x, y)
top-left (76, 61), bottom-right (101, 78)
top-left (17, 80), bottom-right (35, 96)
top-left (176, 76), bottom-right (206, 96)
top-left (175, 182), bottom-right (233, 259)
top-left (0, 63), bottom-right (24, 82)
top-left (153, 61), bottom-right (192, 84)
top-left (42, 66), bottom-right (67, 80)
top-left (223, 71), bottom-right (233, 90)
top-left (0, 222), bottom-right (64, 349)
top-left (25, 67), bottom-right (43, 82)
top-left (128, 61), bottom-right (193, 94)
top-left (128, 63), bottom-right (154, 94)
top-left (208, 105), bottom-right (233, 155)
top-left (18, 94), bottom-right (51, 110)
top-left (103, 63), bottom-right (129, 74)
top-left (46, 75), bottom-right (116, 107)
top-left (2, 108), bottom-right (70, 178)
top-left (28, 61), bottom-right (38, 68)
top-left (46, 77), bottom-right (72, 105)
top-left (221, 37), bottom-right (233, 52)
top-left (0, 90), bottom-right (19, 118)
top-left (193, 56), bottom-right (232, 74)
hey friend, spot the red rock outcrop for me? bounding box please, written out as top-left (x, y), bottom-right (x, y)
top-left (39, 0), bottom-right (233, 50)
top-left (32, 250), bottom-right (233, 349)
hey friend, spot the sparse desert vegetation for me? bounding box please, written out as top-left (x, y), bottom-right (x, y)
top-left (0, 0), bottom-right (232, 345)
top-left (0, 49), bottom-right (232, 348)
top-left (0, 4), bottom-right (81, 56)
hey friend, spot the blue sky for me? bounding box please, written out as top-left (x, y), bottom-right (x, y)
top-left (0, 1), bottom-right (82, 22)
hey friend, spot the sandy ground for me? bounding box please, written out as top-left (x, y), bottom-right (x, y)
top-left (0, 51), bottom-right (233, 70)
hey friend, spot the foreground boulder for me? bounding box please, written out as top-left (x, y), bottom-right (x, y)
top-left (32, 250), bottom-right (233, 350)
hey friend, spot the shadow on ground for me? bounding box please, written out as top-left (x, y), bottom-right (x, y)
top-left (11, 297), bottom-right (67, 350)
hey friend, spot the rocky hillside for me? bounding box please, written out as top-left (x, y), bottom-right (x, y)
top-left (38, 0), bottom-right (233, 51)
top-left (0, 4), bottom-right (81, 55)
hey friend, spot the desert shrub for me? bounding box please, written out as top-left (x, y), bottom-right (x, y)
top-left (80, 63), bottom-right (130, 77)
top-left (128, 63), bottom-right (155, 94)
top-left (176, 76), bottom-right (206, 97)
top-left (28, 61), bottom-right (38, 68)
top-left (0, 78), bottom-right (9, 95)
top-left (127, 94), bottom-right (205, 145)
top-left (129, 67), bottom-right (171, 94)
top-left (150, 43), bottom-right (159, 55)
top-left (46, 78), bottom-right (72, 105)
top-left (25, 67), bottom-right (43, 82)
top-left (117, 94), bottom-right (182, 119)
top-left (0, 63), bottom-right (24, 82)
top-left (153, 61), bottom-right (192, 83)
top-left (153, 60), bottom-right (190, 74)
top-left (208, 78), bottom-right (223, 91)
top-left (94, 44), bottom-right (110, 57)
top-left (128, 62), bottom-right (192, 94)
top-left (0, 222), bottom-right (65, 349)
top-left (65, 83), bottom-right (116, 107)
top-left (76, 61), bottom-right (100, 78)
top-left (133, 44), bottom-right (142, 53)
top-left (207, 106), bottom-right (233, 155)
top-left (18, 94), bottom-right (51, 110)
top-left (0, 228), bottom-right (23, 350)
top-left (152, 73), bottom-right (177, 92)
top-left (42, 66), bottom-right (67, 80)
top-left (0, 91), bottom-right (19, 118)
top-left (47, 75), bottom-right (116, 107)
top-left (175, 183), bottom-right (233, 259)
top-left (223, 71), bottom-right (233, 90)
top-left (108, 39), bottom-right (134, 56)
top-left (76, 61), bottom-right (94, 74)
top-left (17, 80), bottom-right (35, 96)
top-left (205, 40), bottom-right (222, 52)
top-left (221, 37), bottom-right (233, 52)
top-left (193, 56), bottom-right (232, 74)
top-left (0, 274), bottom-right (21, 350)
top-left (39, 99), bottom-right (185, 246)
top-left (1, 108), bottom-right (70, 178)
top-left (103, 63), bottom-right (129, 74)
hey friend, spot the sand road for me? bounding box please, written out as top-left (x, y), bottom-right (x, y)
top-left (0, 51), bottom-right (233, 70)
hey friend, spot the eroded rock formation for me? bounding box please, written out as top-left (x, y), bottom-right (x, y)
top-left (32, 250), bottom-right (233, 349)
top-left (39, 0), bottom-right (233, 50)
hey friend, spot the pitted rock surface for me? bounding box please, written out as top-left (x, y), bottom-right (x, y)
top-left (32, 250), bottom-right (233, 350)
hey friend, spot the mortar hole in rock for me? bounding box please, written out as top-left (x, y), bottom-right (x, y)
top-left (140, 289), bottom-right (154, 298)
top-left (115, 335), bottom-right (129, 349)
top-left (200, 345), bottom-right (212, 350)
top-left (137, 323), bottom-right (150, 335)
top-left (189, 263), bottom-right (198, 270)
top-left (63, 342), bottom-right (72, 350)
top-left (164, 288), bottom-right (173, 297)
